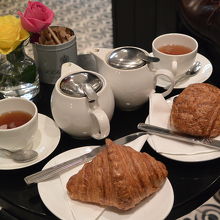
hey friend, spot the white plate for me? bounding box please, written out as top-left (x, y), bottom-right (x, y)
top-left (0, 113), bottom-right (61, 170)
top-left (38, 147), bottom-right (174, 220)
top-left (151, 53), bottom-right (213, 89)
top-left (147, 96), bottom-right (220, 162)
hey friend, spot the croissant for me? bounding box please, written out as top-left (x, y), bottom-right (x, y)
top-left (66, 139), bottom-right (168, 210)
top-left (170, 83), bottom-right (220, 137)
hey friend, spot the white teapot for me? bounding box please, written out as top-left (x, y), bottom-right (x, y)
top-left (51, 62), bottom-right (115, 139)
top-left (90, 46), bottom-right (175, 111)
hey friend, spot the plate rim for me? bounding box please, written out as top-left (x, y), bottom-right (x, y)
top-left (152, 52), bottom-right (213, 89)
top-left (147, 95), bottom-right (220, 162)
top-left (38, 146), bottom-right (174, 220)
top-left (0, 113), bottom-right (61, 170)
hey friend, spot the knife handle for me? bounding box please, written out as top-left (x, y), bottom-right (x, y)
top-left (137, 123), bottom-right (220, 150)
top-left (138, 123), bottom-right (197, 142)
top-left (24, 131), bottom-right (148, 184)
top-left (24, 154), bottom-right (89, 184)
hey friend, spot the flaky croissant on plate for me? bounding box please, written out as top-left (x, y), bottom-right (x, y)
top-left (66, 139), bottom-right (168, 210)
top-left (170, 83), bottom-right (220, 138)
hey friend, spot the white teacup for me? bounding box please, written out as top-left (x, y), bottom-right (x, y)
top-left (0, 98), bottom-right (38, 151)
top-left (91, 46), bottom-right (175, 111)
top-left (51, 62), bottom-right (115, 140)
top-left (152, 33), bottom-right (198, 79)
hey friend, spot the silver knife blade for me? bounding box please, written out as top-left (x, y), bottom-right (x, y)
top-left (24, 131), bottom-right (147, 184)
top-left (137, 123), bottom-right (220, 150)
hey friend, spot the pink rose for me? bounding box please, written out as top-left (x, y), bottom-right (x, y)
top-left (18, 1), bottom-right (54, 33)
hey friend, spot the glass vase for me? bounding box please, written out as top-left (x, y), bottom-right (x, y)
top-left (0, 43), bottom-right (39, 100)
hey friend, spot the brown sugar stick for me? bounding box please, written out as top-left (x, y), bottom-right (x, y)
top-left (47, 27), bottom-right (61, 44)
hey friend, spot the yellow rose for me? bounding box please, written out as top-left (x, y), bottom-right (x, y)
top-left (0, 15), bottom-right (30, 55)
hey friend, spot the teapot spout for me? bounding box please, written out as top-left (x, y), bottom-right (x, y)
top-left (61, 62), bottom-right (84, 77)
top-left (90, 48), bottom-right (113, 70)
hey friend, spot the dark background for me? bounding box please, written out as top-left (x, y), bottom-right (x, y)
top-left (111, 0), bottom-right (220, 85)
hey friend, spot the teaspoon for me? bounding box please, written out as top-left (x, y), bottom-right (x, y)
top-left (175, 61), bottom-right (201, 86)
top-left (0, 148), bottom-right (38, 163)
top-left (165, 61), bottom-right (201, 89)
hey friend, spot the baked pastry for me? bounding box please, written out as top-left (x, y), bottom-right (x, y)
top-left (170, 83), bottom-right (220, 137)
top-left (66, 139), bottom-right (168, 210)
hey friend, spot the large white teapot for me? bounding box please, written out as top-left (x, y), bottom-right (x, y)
top-left (90, 46), bottom-right (175, 111)
top-left (51, 62), bottom-right (115, 139)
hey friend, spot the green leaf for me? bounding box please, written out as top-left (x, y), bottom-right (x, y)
top-left (20, 64), bottom-right (37, 83)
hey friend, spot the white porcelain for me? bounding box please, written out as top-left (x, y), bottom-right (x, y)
top-left (152, 33), bottom-right (198, 78)
top-left (0, 98), bottom-right (38, 151)
top-left (155, 53), bottom-right (213, 89)
top-left (90, 46), bottom-right (175, 111)
top-left (0, 113), bottom-right (61, 170)
top-left (38, 147), bottom-right (174, 220)
top-left (146, 96), bottom-right (220, 162)
top-left (51, 62), bottom-right (115, 139)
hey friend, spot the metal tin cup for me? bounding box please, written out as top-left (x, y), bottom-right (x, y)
top-left (32, 27), bottom-right (77, 84)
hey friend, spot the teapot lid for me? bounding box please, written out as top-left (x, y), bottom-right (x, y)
top-left (107, 47), bottom-right (147, 70)
top-left (60, 72), bottom-right (103, 97)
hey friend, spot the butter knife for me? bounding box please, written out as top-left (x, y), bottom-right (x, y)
top-left (24, 132), bottom-right (147, 184)
top-left (137, 123), bottom-right (220, 150)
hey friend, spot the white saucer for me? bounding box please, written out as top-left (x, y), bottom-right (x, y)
top-left (147, 96), bottom-right (220, 162)
top-left (38, 147), bottom-right (174, 220)
top-left (151, 53), bottom-right (213, 89)
top-left (0, 113), bottom-right (61, 170)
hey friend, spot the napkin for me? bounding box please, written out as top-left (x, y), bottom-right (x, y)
top-left (57, 135), bottom-right (149, 220)
top-left (148, 93), bottom-right (219, 155)
top-left (57, 153), bottom-right (105, 220)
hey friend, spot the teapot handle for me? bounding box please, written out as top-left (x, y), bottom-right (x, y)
top-left (154, 69), bottom-right (175, 97)
top-left (61, 62), bottom-right (84, 77)
top-left (89, 108), bottom-right (110, 140)
top-left (82, 83), bottom-right (110, 140)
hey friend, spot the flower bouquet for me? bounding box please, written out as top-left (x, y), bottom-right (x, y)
top-left (0, 1), bottom-right (77, 98)
top-left (18, 1), bottom-right (77, 84)
top-left (0, 14), bottom-right (39, 99)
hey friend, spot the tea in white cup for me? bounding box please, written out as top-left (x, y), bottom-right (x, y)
top-left (152, 33), bottom-right (198, 79)
top-left (0, 98), bottom-right (38, 151)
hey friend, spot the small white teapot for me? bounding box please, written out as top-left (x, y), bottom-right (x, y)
top-left (51, 62), bottom-right (115, 139)
top-left (90, 46), bottom-right (175, 111)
